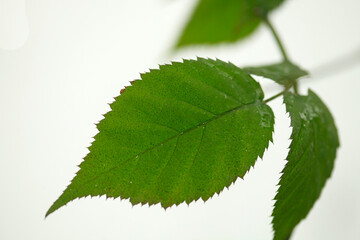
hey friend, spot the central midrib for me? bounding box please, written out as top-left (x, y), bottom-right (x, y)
top-left (72, 100), bottom-right (263, 191)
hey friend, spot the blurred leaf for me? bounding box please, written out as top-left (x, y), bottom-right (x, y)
top-left (176, 0), bottom-right (285, 47)
top-left (272, 90), bottom-right (340, 240)
top-left (244, 61), bottom-right (308, 86)
top-left (46, 58), bottom-right (275, 216)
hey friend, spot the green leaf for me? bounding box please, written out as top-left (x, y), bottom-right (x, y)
top-left (46, 58), bottom-right (274, 217)
top-left (272, 90), bottom-right (340, 240)
top-left (176, 0), bottom-right (285, 47)
top-left (244, 61), bottom-right (308, 87)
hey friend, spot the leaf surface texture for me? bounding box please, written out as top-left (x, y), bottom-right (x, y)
top-left (272, 90), bottom-right (339, 240)
top-left (46, 58), bottom-right (274, 216)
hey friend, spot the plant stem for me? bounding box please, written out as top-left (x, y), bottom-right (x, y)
top-left (263, 86), bottom-right (291, 103)
top-left (310, 46), bottom-right (360, 79)
top-left (293, 82), bottom-right (299, 94)
top-left (264, 17), bottom-right (289, 62)
top-left (263, 17), bottom-right (301, 95)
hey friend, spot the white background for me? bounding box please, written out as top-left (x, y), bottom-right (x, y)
top-left (1, 0), bottom-right (360, 239)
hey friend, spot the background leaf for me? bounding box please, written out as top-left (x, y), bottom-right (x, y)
top-left (244, 61), bottom-right (308, 86)
top-left (272, 90), bottom-right (340, 240)
top-left (46, 58), bottom-right (275, 216)
top-left (176, 0), bottom-right (285, 47)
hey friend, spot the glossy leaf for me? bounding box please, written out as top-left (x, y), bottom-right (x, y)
top-left (46, 58), bottom-right (275, 217)
top-left (176, 0), bottom-right (285, 47)
top-left (272, 90), bottom-right (339, 240)
top-left (244, 61), bottom-right (308, 87)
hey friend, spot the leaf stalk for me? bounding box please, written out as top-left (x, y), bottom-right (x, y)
top-left (264, 17), bottom-right (289, 62)
top-left (263, 86), bottom-right (291, 103)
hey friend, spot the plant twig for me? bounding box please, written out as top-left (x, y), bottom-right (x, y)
top-left (264, 17), bottom-right (289, 62)
top-left (310, 46), bottom-right (360, 79)
top-left (293, 82), bottom-right (299, 94)
top-left (263, 86), bottom-right (291, 103)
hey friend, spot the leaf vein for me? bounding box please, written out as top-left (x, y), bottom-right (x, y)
top-left (79, 102), bottom-right (260, 188)
top-left (177, 65), bottom-right (241, 104)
